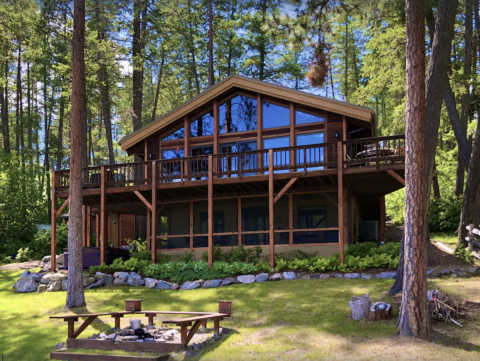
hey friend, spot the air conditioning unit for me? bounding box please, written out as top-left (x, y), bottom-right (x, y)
top-left (360, 221), bottom-right (379, 241)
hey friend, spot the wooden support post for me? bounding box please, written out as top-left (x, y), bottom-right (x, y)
top-left (86, 206), bottom-right (91, 247)
top-left (257, 93), bottom-right (263, 174)
top-left (289, 102), bottom-right (295, 172)
top-left (51, 171), bottom-right (58, 271)
top-left (146, 208), bottom-right (151, 251)
top-left (118, 214), bottom-right (122, 247)
top-left (114, 213), bottom-right (119, 248)
top-left (214, 319), bottom-right (220, 335)
top-left (190, 200), bottom-right (194, 249)
top-left (342, 115), bottom-right (347, 168)
top-left (342, 189), bottom-right (348, 247)
top-left (180, 325), bottom-right (188, 345)
top-left (113, 316), bottom-right (121, 329)
top-left (56, 197), bottom-right (70, 217)
top-left (337, 142), bottom-right (344, 263)
top-left (148, 314), bottom-right (154, 326)
top-left (144, 139), bottom-right (148, 184)
top-left (386, 170), bottom-right (405, 186)
top-left (151, 161), bottom-right (157, 264)
top-left (273, 178), bottom-right (297, 204)
top-left (380, 196), bottom-right (386, 243)
top-left (95, 214), bottom-right (100, 247)
top-left (100, 166), bottom-right (106, 264)
top-left (213, 99), bottom-right (219, 175)
top-left (82, 205), bottom-right (86, 247)
top-left (67, 319), bottom-right (76, 339)
top-left (238, 197), bottom-right (242, 246)
top-left (268, 149), bottom-right (275, 269)
top-left (288, 193), bottom-right (293, 246)
top-left (208, 155), bottom-right (213, 267)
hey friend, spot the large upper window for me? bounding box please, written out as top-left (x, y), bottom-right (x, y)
top-left (263, 136), bottom-right (290, 173)
top-left (295, 132), bottom-right (324, 170)
top-left (219, 95), bottom-right (257, 134)
top-left (162, 127), bottom-right (185, 141)
top-left (263, 102), bottom-right (289, 129)
top-left (162, 148), bottom-right (185, 159)
top-left (191, 111), bottom-right (214, 137)
top-left (295, 110), bottom-right (324, 125)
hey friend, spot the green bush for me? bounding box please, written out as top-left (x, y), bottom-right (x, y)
top-left (126, 239), bottom-right (151, 261)
top-left (454, 245), bottom-right (474, 263)
top-left (16, 247), bottom-right (33, 262)
top-left (345, 242), bottom-right (400, 258)
top-left (28, 223), bottom-right (68, 259)
top-left (428, 196), bottom-right (463, 232)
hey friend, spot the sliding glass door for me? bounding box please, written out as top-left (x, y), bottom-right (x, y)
top-left (219, 140), bottom-right (257, 176)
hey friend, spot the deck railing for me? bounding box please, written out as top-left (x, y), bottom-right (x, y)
top-left (55, 135), bottom-right (405, 191)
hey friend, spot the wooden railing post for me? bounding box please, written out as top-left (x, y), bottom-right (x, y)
top-left (269, 149), bottom-right (275, 269)
top-left (100, 166), bottom-right (106, 264)
top-left (152, 161), bottom-right (157, 264)
top-left (208, 155), bottom-right (213, 267)
top-left (51, 171), bottom-right (58, 271)
top-left (337, 142), bottom-right (344, 263)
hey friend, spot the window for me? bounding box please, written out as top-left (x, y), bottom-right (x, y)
top-left (162, 148), bottom-right (184, 159)
top-left (219, 141), bottom-right (257, 176)
top-left (295, 110), bottom-right (324, 125)
top-left (263, 136), bottom-right (290, 173)
top-left (263, 102), bottom-right (289, 129)
top-left (161, 148), bottom-right (185, 182)
top-left (162, 127), bottom-right (185, 141)
top-left (242, 206), bottom-right (269, 246)
top-left (190, 146), bottom-right (213, 179)
top-left (219, 95), bottom-right (257, 134)
top-left (200, 211), bottom-right (225, 234)
top-left (298, 206), bottom-right (327, 229)
top-left (295, 132), bottom-right (324, 171)
top-left (191, 112), bottom-right (214, 137)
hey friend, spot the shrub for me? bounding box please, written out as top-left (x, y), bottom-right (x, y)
top-left (28, 223), bottom-right (68, 259)
top-left (126, 239), bottom-right (151, 261)
top-left (428, 196), bottom-right (463, 232)
top-left (345, 242), bottom-right (400, 258)
top-left (223, 245), bottom-right (262, 263)
top-left (454, 245), bottom-right (474, 263)
top-left (16, 247), bottom-right (33, 262)
top-left (201, 245), bottom-right (223, 262)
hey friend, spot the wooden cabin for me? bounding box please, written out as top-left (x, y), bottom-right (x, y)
top-left (50, 75), bottom-right (405, 270)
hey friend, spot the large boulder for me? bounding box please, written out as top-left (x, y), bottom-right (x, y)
top-left (344, 273), bottom-right (360, 279)
top-left (255, 273), bottom-right (269, 283)
top-left (114, 272), bottom-right (130, 281)
top-left (50, 273), bottom-right (68, 282)
top-left (20, 270), bottom-right (31, 278)
top-left (127, 272), bottom-right (145, 286)
top-left (31, 273), bottom-right (44, 282)
top-left (269, 273), bottom-right (282, 281)
top-left (375, 272), bottom-right (396, 280)
top-left (283, 272), bottom-right (296, 280)
top-left (319, 274), bottom-right (331, 279)
top-left (37, 284), bottom-right (48, 293)
top-left (237, 275), bottom-right (255, 284)
top-left (41, 255), bottom-right (51, 265)
top-left (361, 274), bottom-right (373, 280)
top-left (113, 278), bottom-right (125, 286)
top-left (13, 275), bottom-right (39, 293)
top-left (145, 278), bottom-right (158, 289)
top-left (56, 254), bottom-right (65, 266)
top-left (156, 280), bottom-right (172, 290)
top-left (86, 279), bottom-right (104, 290)
top-left (202, 279), bottom-right (222, 288)
top-left (104, 275), bottom-right (114, 286)
top-left (171, 283), bottom-right (180, 291)
top-left (83, 277), bottom-right (96, 287)
top-left (221, 277), bottom-right (236, 286)
top-left (181, 281), bottom-right (201, 290)
top-left (47, 281), bottom-right (62, 292)
top-left (62, 279), bottom-right (68, 291)
top-left (94, 272), bottom-right (107, 280)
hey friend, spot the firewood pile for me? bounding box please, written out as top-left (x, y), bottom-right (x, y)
top-left (429, 291), bottom-right (475, 326)
top-left (395, 290), bottom-right (475, 327)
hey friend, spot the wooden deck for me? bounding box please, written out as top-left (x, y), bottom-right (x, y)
top-left (50, 135), bottom-right (405, 270)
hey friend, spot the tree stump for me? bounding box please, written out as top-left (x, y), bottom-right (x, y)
top-left (349, 294), bottom-right (371, 320)
top-left (369, 302), bottom-right (392, 321)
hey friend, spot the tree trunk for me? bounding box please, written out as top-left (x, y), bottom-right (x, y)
top-left (132, 0), bottom-right (145, 131)
top-left (151, 49), bottom-right (165, 122)
top-left (187, 0), bottom-right (200, 95)
top-left (15, 43), bottom-right (21, 154)
top-left (389, 232), bottom-right (405, 296)
top-left (456, 0), bottom-right (473, 196)
top-left (82, 78), bottom-right (88, 166)
top-left (400, 0), bottom-right (429, 337)
top-left (432, 161), bottom-right (441, 198)
top-left (259, 0), bottom-right (267, 81)
top-left (208, 0), bottom-right (214, 87)
top-left (66, 0), bottom-right (86, 310)
top-left (0, 60), bottom-right (10, 154)
top-left (27, 62), bottom-right (32, 152)
top-left (344, 19), bottom-right (348, 101)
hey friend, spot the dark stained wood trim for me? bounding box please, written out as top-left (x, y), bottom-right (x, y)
top-left (268, 149), bottom-right (275, 268)
top-left (238, 197), bottom-right (242, 246)
top-left (51, 171), bottom-right (57, 271)
top-left (380, 195), bottom-right (386, 243)
top-left (386, 169), bottom-right (405, 186)
top-left (100, 166), bottom-right (106, 264)
top-left (146, 208), bottom-right (151, 250)
top-left (86, 206), bottom-right (91, 247)
top-left (257, 93), bottom-right (263, 173)
top-left (190, 200), bottom-right (194, 248)
top-left (273, 177), bottom-right (297, 204)
top-left (289, 102), bottom-right (295, 172)
top-left (337, 142), bottom-right (344, 263)
top-left (133, 191), bottom-right (153, 211)
top-left (288, 193), bottom-right (293, 246)
top-left (82, 205), bottom-right (86, 247)
top-left (56, 197), bottom-right (69, 217)
top-left (208, 155), bottom-right (213, 267)
top-left (151, 161), bottom-right (157, 264)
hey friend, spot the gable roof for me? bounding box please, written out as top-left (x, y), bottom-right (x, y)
top-left (119, 75), bottom-right (374, 151)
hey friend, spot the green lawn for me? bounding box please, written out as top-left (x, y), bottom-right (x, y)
top-left (1, 269), bottom-right (479, 360)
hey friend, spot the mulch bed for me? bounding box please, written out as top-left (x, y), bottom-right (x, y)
top-left (427, 242), bottom-right (469, 268)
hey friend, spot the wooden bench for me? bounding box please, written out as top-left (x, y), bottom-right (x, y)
top-left (162, 313), bottom-right (228, 346)
top-left (50, 311), bottom-right (134, 339)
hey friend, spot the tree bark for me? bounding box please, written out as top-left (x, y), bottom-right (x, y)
top-left (456, 0), bottom-right (473, 196)
top-left (187, 0), bottom-right (200, 95)
top-left (151, 49), bottom-right (165, 122)
top-left (15, 42), bottom-right (21, 154)
top-left (66, 0), bottom-right (86, 309)
top-left (132, 0), bottom-right (145, 131)
top-left (259, 0), bottom-right (267, 81)
top-left (432, 161), bottom-right (441, 198)
top-left (208, 0), bottom-right (214, 87)
top-left (56, 92), bottom-right (64, 170)
top-left (400, 0), bottom-right (429, 337)
top-left (0, 60), bottom-right (10, 154)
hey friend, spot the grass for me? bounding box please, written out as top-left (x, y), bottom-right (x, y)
top-left (1, 269), bottom-right (480, 361)
top-left (430, 232), bottom-right (458, 249)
